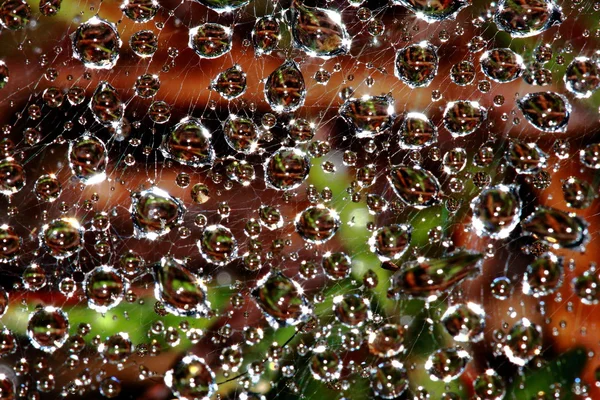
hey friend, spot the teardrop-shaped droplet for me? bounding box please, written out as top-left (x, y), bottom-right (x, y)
top-left (0, 0), bottom-right (31, 30)
top-left (192, 0), bottom-right (251, 12)
top-left (189, 23), bottom-right (232, 59)
top-left (40, 218), bottom-right (84, 259)
top-left (388, 165), bottom-right (441, 209)
top-left (68, 135), bottom-right (107, 185)
top-left (473, 369), bottom-right (505, 400)
top-left (390, 250), bottom-right (483, 300)
top-left (90, 81), bottom-right (124, 126)
top-left (394, 41), bottom-right (438, 88)
top-left (71, 17), bottom-right (121, 69)
top-left (223, 115), bottom-right (261, 154)
top-left (161, 117), bottom-right (214, 167)
top-left (85, 266), bottom-right (127, 312)
top-left (0, 224), bottom-right (21, 263)
top-left (369, 224), bottom-right (412, 261)
top-left (564, 57), bottom-right (600, 98)
top-left (397, 112), bottom-right (437, 149)
top-left (441, 302), bottom-right (486, 343)
top-left (503, 318), bottom-right (542, 366)
top-left (522, 252), bottom-right (563, 297)
top-left (0, 157), bottom-right (25, 196)
top-left (252, 16), bottom-right (280, 55)
top-left (371, 360), bottom-right (408, 399)
top-left (264, 147), bottom-right (310, 191)
top-left (470, 184), bottom-right (521, 239)
top-left (562, 176), bottom-right (593, 209)
top-left (322, 252), bottom-right (352, 280)
top-left (495, 0), bottom-right (563, 37)
top-left (130, 187), bottom-right (185, 240)
top-left (393, 0), bottom-right (469, 22)
top-left (264, 60), bottom-right (306, 113)
top-left (368, 324), bottom-right (406, 358)
top-left (517, 91), bottom-right (570, 133)
top-left (333, 293), bottom-right (371, 327)
top-left (27, 306), bottom-right (68, 353)
top-left (506, 140), bottom-right (548, 174)
top-left (154, 257), bottom-right (209, 317)
top-left (198, 224), bottom-right (238, 265)
top-left (211, 65), bottom-right (247, 100)
top-left (290, 2), bottom-right (350, 58)
top-left (120, 0), bottom-right (158, 22)
top-left (480, 48), bottom-right (525, 83)
top-left (521, 207), bottom-right (589, 250)
top-left (165, 355), bottom-right (217, 400)
top-left (339, 95), bottom-right (396, 138)
top-left (443, 100), bottom-right (487, 137)
top-left (310, 349), bottom-right (343, 381)
top-left (295, 204), bottom-right (341, 244)
top-left (425, 346), bottom-right (471, 382)
top-left (252, 271), bottom-right (311, 327)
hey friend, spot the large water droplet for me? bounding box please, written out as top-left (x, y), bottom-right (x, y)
top-left (310, 349), bottom-right (343, 381)
top-left (0, 0), bottom-right (31, 30)
top-left (443, 100), bottom-right (487, 137)
top-left (211, 65), bottom-right (247, 100)
top-left (130, 187), bottom-right (185, 240)
top-left (252, 271), bottom-right (311, 327)
top-left (480, 48), bottom-right (525, 83)
top-left (521, 207), bottom-right (589, 250)
top-left (27, 306), bottom-right (69, 353)
top-left (264, 60), bottom-right (306, 113)
top-left (198, 224), bottom-right (238, 265)
top-left (90, 81), bottom-right (124, 127)
top-left (164, 355), bottom-right (217, 400)
top-left (394, 41), bottom-right (438, 88)
top-left (495, 0), bottom-right (563, 37)
top-left (503, 318), bottom-right (542, 366)
top-left (564, 57), bottom-right (600, 98)
top-left (85, 266), bottom-right (127, 312)
top-left (388, 165), bottom-right (441, 209)
top-left (425, 346), bottom-right (471, 382)
top-left (68, 134), bottom-right (107, 185)
top-left (441, 302), bottom-right (486, 343)
top-left (368, 324), bottom-right (406, 358)
top-left (189, 23), bottom-right (233, 59)
top-left (333, 293), bottom-right (371, 327)
top-left (252, 16), bottom-right (280, 55)
top-left (322, 252), bottom-right (352, 280)
top-left (290, 2), bottom-right (351, 58)
top-left (339, 95), bottom-right (396, 138)
top-left (369, 224), bottom-right (412, 261)
top-left (0, 225), bottom-right (20, 263)
top-left (223, 115), bottom-right (261, 154)
top-left (397, 112), bottom-right (437, 150)
top-left (0, 157), bottom-right (25, 196)
top-left (470, 184), bottom-right (521, 239)
top-left (40, 218), bottom-right (84, 259)
top-left (121, 0), bottom-right (158, 22)
top-left (517, 91), bottom-right (570, 133)
top-left (506, 140), bottom-right (548, 174)
top-left (154, 257), bottom-right (210, 317)
top-left (295, 204), bottom-right (341, 244)
top-left (522, 252), bottom-right (563, 297)
top-left (264, 147), bottom-right (310, 191)
top-left (161, 117), bottom-right (215, 167)
top-left (473, 369), bottom-right (505, 400)
top-left (370, 360), bottom-right (408, 399)
top-left (393, 0), bottom-right (469, 22)
top-left (390, 250), bottom-right (483, 300)
top-left (71, 17), bottom-right (121, 69)
top-left (193, 0), bottom-right (251, 12)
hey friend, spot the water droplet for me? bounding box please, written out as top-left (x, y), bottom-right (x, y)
top-left (506, 141), bottom-right (548, 174)
top-left (85, 266), bottom-right (127, 312)
top-left (121, 0), bottom-right (158, 22)
top-left (0, 61), bottom-right (8, 90)
top-left (564, 57), bottom-right (600, 98)
top-left (450, 61), bottom-right (475, 86)
top-left (99, 333), bottom-right (132, 364)
top-left (90, 81), bottom-right (124, 126)
top-left (252, 271), bottom-right (311, 327)
top-left (517, 91), bottom-right (570, 132)
top-left (395, 41), bottom-right (438, 88)
top-left (161, 117), bottom-right (215, 167)
top-left (134, 74), bottom-right (160, 98)
top-left (470, 184), bottom-right (521, 239)
top-left (264, 147), bottom-right (310, 191)
top-left (0, 225), bottom-right (20, 263)
top-left (211, 65), bottom-right (247, 100)
top-left (473, 369), bottom-right (505, 400)
top-left (295, 204), bottom-right (341, 244)
top-left (503, 318), bottom-right (542, 366)
top-left (39, 0), bottom-right (60, 16)
top-left (368, 324), bottom-right (406, 358)
top-left (164, 355), bottom-right (217, 400)
top-left (223, 115), bottom-right (261, 154)
top-left (443, 100), bottom-right (487, 137)
top-left (252, 16), bottom-right (280, 55)
top-left (154, 257), bottom-right (209, 316)
top-left (193, 0), bottom-right (250, 12)
top-left (291, 2), bottom-right (351, 58)
top-left (68, 135), bottom-right (107, 184)
top-left (522, 252), bottom-right (563, 297)
top-left (425, 346), bottom-right (471, 382)
top-left (390, 250), bottom-right (483, 299)
top-left (521, 207), bottom-right (589, 250)
top-left (562, 176), bottom-right (593, 209)
top-left (27, 306), bottom-right (69, 353)
top-left (40, 218), bottom-right (84, 259)
top-left (495, 0), bottom-right (563, 37)
top-left (388, 165), bottom-right (441, 209)
top-left (333, 293), bottom-right (371, 326)
top-left (339, 95), bottom-right (396, 138)
top-left (72, 17), bottom-right (121, 69)
top-left (130, 187), bottom-right (185, 240)
top-left (130, 30), bottom-right (158, 57)
top-left (443, 147), bottom-right (467, 174)
top-left (264, 60), bottom-right (306, 113)
top-left (480, 48), bottom-right (525, 82)
top-left (369, 224), bottom-right (412, 261)
top-left (322, 252), bottom-right (352, 280)
top-left (198, 224), bottom-right (238, 265)
top-left (0, 0), bottom-right (31, 30)
top-left (371, 360), bottom-right (408, 399)
top-left (0, 157), bottom-right (25, 196)
top-left (398, 112), bottom-right (437, 149)
top-left (441, 302), bottom-right (486, 342)
top-left (572, 269), bottom-right (600, 305)
top-left (310, 349), bottom-right (343, 381)
top-left (189, 23), bottom-right (233, 59)
top-left (393, 0), bottom-right (469, 22)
